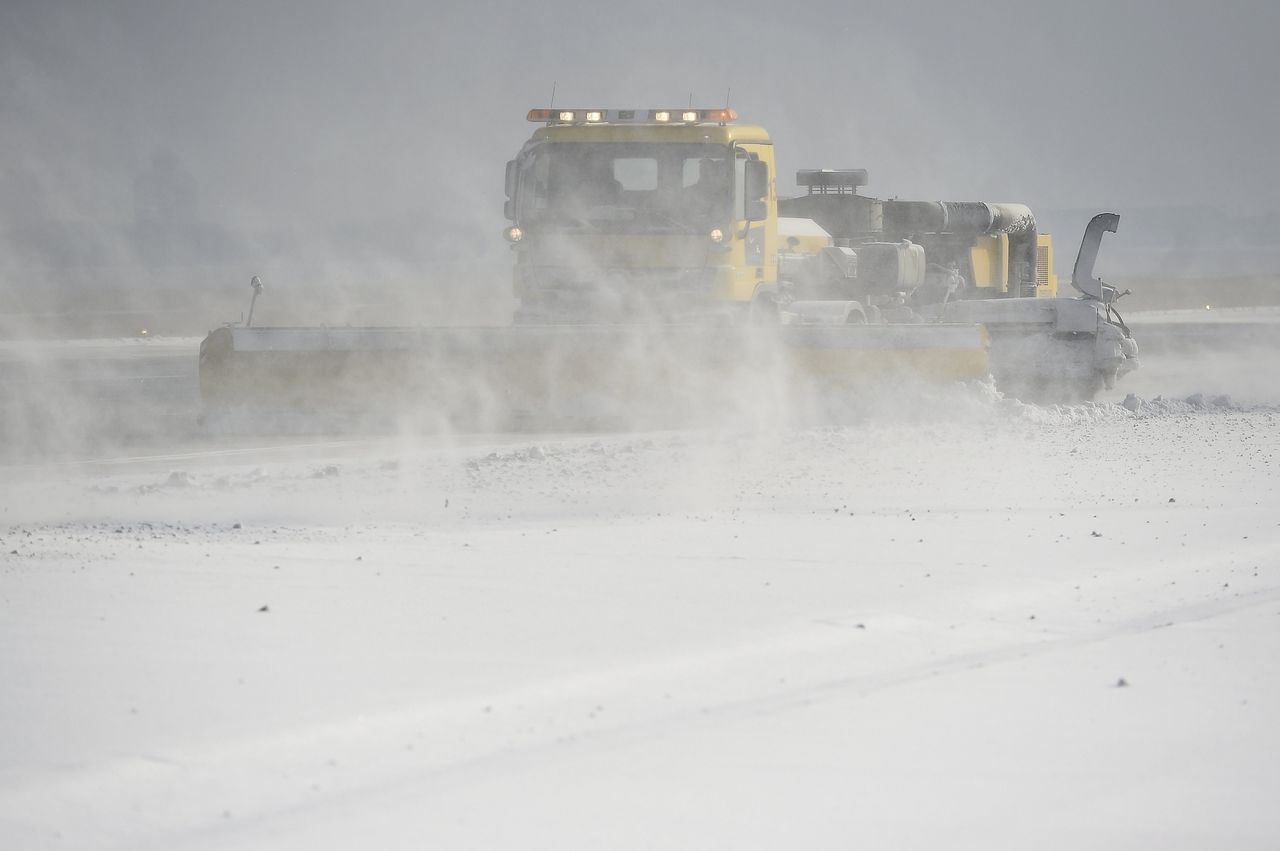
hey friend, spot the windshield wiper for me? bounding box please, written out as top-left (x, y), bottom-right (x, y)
top-left (538, 211), bottom-right (598, 232)
top-left (644, 209), bottom-right (697, 232)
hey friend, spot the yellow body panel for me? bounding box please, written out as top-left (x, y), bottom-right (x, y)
top-left (970, 234), bottom-right (1010, 292)
top-left (777, 217), bottom-right (833, 256)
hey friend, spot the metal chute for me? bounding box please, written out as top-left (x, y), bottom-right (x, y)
top-left (1070, 212), bottom-right (1121, 302)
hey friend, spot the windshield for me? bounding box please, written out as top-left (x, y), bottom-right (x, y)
top-left (518, 143), bottom-right (733, 234)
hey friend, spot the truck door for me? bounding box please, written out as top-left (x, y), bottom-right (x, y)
top-left (733, 142), bottom-right (778, 299)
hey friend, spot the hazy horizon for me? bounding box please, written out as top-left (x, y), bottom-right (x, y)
top-left (3, 0), bottom-right (1279, 312)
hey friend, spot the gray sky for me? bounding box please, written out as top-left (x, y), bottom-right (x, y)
top-left (3, 0), bottom-right (1279, 283)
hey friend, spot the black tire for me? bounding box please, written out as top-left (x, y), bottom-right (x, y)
top-left (748, 296), bottom-right (780, 326)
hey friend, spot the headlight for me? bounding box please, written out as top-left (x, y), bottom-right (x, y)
top-left (503, 226), bottom-right (524, 243)
top-left (709, 227), bottom-right (725, 244)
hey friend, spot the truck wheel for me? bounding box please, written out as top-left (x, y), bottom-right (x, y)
top-left (749, 296), bottom-right (780, 325)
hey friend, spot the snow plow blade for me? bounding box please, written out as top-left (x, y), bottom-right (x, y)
top-left (198, 322), bottom-right (988, 430)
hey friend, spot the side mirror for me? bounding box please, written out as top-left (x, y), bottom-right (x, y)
top-left (503, 160), bottom-right (519, 220)
top-left (744, 159), bottom-right (768, 222)
top-left (504, 160), bottom-right (518, 199)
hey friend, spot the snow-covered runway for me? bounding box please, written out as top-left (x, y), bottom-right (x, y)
top-left (3, 390), bottom-right (1278, 849)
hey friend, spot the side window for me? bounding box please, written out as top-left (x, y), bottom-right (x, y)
top-left (613, 158), bottom-right (657, 191)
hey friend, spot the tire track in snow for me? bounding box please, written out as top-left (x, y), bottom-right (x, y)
top-left (10, 579), bottom-right (1278, 851)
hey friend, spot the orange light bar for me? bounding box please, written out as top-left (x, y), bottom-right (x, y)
top-left (701, 107), bottom-right (738, 122)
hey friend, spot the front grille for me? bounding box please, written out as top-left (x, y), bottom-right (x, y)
top-left (518, 266), bottom-right (722, 321)
top-left (529, 266), bottom-right (717, 295)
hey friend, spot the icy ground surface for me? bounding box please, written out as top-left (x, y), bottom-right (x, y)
top-left (2, 388), bottom-right (1278, 850)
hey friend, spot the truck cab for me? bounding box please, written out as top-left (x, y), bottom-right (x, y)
top-left (503, 108), bottom-right (777, 323)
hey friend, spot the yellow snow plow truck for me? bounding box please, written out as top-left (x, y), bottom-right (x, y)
top-left (199, 107), bottom-right (1137, 427)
